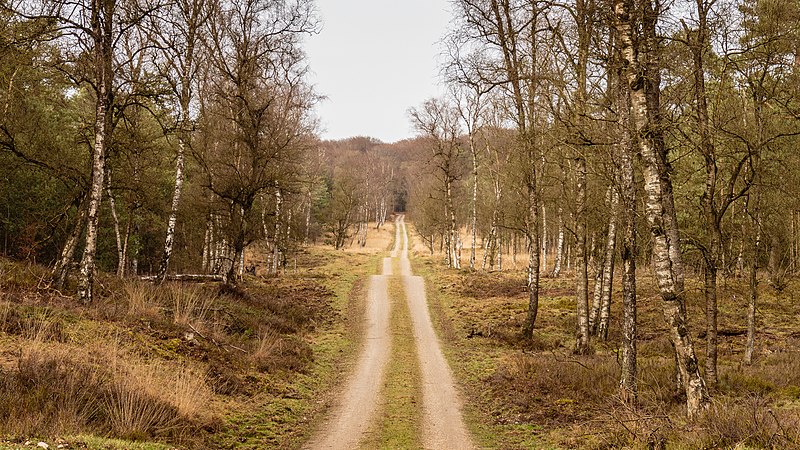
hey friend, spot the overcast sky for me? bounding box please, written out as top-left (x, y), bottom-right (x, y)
top-left (305, 0), bottom-right (452, 143)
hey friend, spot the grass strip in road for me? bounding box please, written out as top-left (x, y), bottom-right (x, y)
top-left (412, 256), bottom-right (545, 449)
top-left (362, 276), bottom-right (423, 449)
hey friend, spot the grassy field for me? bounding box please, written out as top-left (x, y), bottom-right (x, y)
top-left (0, 223), bottom-right (394, 449)
top-left (413, 242), bottom-right (800, 449)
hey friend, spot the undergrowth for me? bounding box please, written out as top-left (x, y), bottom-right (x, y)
top-left (419, 253), bottom-right (800, 449)
top-left (0, 247), bottom-right (353, 448)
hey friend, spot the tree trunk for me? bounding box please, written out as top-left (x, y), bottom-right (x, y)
top-left (77, 4), bottom-right (113, 303)
top-left (470, 137), bottom-right (478, 269)
top-left (541, 204), bottom-right (547, 273)
top-left (157, 136), bottom-right (187, 281)
top-left (574, 156), bottom-right (590, 354)
top-left (744, 202), bottom-right (761, 364)
top-left (272, 188), bottom-right (282, 275)
top-left (106, 168), bottom-right (125, 278)
top-left (121, 214), bottom-right (131, 277)
top-left (618, 68), bottom-right (637, 405)
top-left (614, 0), bottom-right (709, 418)
top-left (688, 0), bottom-right (721, 387)
top-left (597, 189), bottom-right (619, 341)
top-left (590, 230), bottom-right (604, 332)
top-left (202, 213), bottom-right (212, 273)
top-left (52, 196), bottom-right (87, 290)
top-left (552, 204), bottom-right (565, 277)
top-left (446, 177), bottom-right (459, 269)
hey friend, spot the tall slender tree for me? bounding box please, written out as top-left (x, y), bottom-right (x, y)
top-left (614, 0), bottom-right (710, 418)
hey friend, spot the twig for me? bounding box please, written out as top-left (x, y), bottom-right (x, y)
top-left (227, 344), bottom-right (248, 353)
top-left (769, 409), bottom-right (799, 447)
top-left (549, 349), bottom-right (592, 370)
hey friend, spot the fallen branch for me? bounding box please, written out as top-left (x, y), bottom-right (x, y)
top-left (141, 274), bottom-right (224, 282)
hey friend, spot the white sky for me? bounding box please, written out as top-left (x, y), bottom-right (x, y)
top-left (305, 0), bottom-right (452, 143)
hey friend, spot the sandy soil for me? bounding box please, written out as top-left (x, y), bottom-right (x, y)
top-left (305, 216), bottom-right (473, 450)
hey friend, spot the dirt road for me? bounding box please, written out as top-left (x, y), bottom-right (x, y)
top-left (306, 216), bottom-right (473, 449)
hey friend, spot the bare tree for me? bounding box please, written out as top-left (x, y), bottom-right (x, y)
top-left (155, 0), bottom-right (211, 281)
top-left (410, 98), bottom-right (465, 269)
top-left (574, 156), bottom-right (590, 354)
top-left (198, 0), bottom-right (318, 282)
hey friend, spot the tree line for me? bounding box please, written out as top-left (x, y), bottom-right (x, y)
top-left (404, 0), bottom-right (799, 418)
top-left (0, 0), bottom-right (406, 302)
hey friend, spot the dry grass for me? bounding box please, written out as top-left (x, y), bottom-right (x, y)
top-left (168, 284), bottom-right (215, 329)
top-left (0, 266), bottom-right (333, 446)
top-left (0, 227), bottom-right (382, 448)
top-left (0, 340), bottom-right (214, 444)
top-left (417, 243), bottom-right (800, 449)
top-left (122, 281), bottom-right (161, 318)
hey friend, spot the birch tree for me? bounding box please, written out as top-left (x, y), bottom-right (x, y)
top-left (450, 0), bottom-right (548, 337)
top-left (574, 156), bottom-right (590, 354)
top-left (155, 0), bottom-right (210, 281)
top-left (198, 0), bottom-right (317, 282)
top-left (410, 98), bottom-right (465, 269)
top-left (614, 0), bottom-right (710, 418)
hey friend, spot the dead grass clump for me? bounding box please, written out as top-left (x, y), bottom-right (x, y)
top-left (122, 281), bottom-right (161, 318)
top-left (487, 353), bottom-right (619, 425)
top-left (103, 381), bottom-right (181, 441)
top-left (0, 350), bottom-right (213, 443)
top-left (0, 305), bottom-right (66, 343)
top-left (168, 283), bottom-right (216, 329)
top-left (249, 328), bottom-right (313, 373)
top-left (0, 351), bottom-right (103, 436)
top-left (676, 396), bottom-right (800, 449)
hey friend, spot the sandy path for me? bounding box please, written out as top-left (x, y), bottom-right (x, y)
top-left (306, 216), bottom-right (473, 449)
top-left (304, 227), bottom-right (399, 450)
top-left (397, 218), bottom-right (474, 450)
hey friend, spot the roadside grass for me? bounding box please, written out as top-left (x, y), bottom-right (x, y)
top-left (0, 221), bottom-right (395, 449)
top-left (362, 275), bottom-right (423, 449)
top-left (413, 241), bottom-right (800, 449)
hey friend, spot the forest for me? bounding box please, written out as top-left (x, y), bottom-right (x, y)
top-left (1, 0), bottom-right (800, 448)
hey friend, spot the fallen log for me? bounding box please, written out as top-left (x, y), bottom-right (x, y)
top-left (140, 274), bottom-right (225, 282)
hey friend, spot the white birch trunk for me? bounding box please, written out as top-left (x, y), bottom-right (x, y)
top-left (105, 168), bottom-right (125, 278)
top-left (77, 31), bottom-right (112, 303)
top-left (615, 0), bottom-right (709, 418)
top-left (470, 145), bottom-right (478, 270)
top-left (597, 189), bottom-right (619, 340)
top-left (202, 215), bottom-right (211, 273)
top-left (618, 68), bottom-right (638, 404)
top-left (541, 204), bottom-right (547, 273)
top-left (157, 137), bottom-right (186, 281)
top-left (574, 157), bottom-right (590, 354)
top-left (552, 204), bottom-right (565, 277)
top-left (272, 188), bottom-right (283, 275)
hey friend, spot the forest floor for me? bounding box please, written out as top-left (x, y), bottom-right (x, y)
top-left (414, 240), bottom-right (800, 448)
top-left (0, 222), bottom-right (394, 449)
top-left (3, 219), bottom-right (800, 449)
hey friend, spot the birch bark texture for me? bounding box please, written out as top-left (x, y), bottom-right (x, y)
top-left (78, 0), bottom-right (116, 304)
top-left (613, 0), bottom-right (710, 418)
top-left (574, 156), bottom-right (590, 355)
